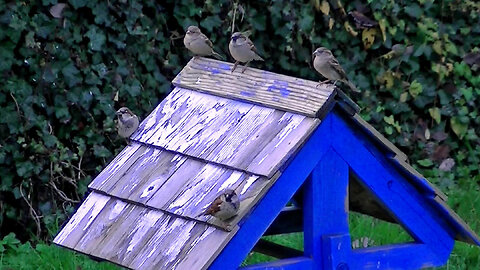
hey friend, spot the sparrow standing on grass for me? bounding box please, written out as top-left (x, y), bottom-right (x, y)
top-left (183, 26), bottom-right (223, 59)
top-left (200, 189), bottom-right (240, 221)
top-left (229, 32), bottom-right (264, 73)
top-left (116, 107), bottom-right (139, 143)
top-left (312, 47), bottom-right (360, 93)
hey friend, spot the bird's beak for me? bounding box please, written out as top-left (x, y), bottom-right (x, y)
top-left (186, 30), bottom-right (191, 34)
top-left (115, 112), bottom-right (121, 116)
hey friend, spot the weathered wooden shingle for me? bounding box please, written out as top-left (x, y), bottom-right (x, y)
top-left (172, 57), bottom-right (336, 117)
top-left (89, 142), bottom-right (274, 229)
top-left (131, 87), bottom-right (319, 177)
top-left (54, 192), bottom-right (235, 270)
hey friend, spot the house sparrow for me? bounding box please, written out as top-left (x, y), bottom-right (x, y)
top-left (183, 26), bottom-right (223, 59)
top-left (348, 11), bottom-right (378, 29)
top-left (229, 32), bottom-right (264, 73)
top-left (116, 107), bottom-right (139, 141)
top-left (312, 47), bottom-right (360, 93)
top-left (200, 189), bottom-right (240, 221)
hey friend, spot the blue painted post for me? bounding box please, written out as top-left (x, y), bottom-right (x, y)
top-left (210, 115), bottom-right (333, 270)
top-left (330, 110), bottom-right (455, 268)
top-left (304, 149), bottom-right (350, 270)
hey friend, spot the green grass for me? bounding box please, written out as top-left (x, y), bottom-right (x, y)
top-left (241, 210), bottom-right (480, 269)
top-left (0, 233), bottom-right (120, 270)
top-left (1, 180), bottom-right (479, 269)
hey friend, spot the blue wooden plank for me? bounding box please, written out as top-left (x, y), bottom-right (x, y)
top-left (330, 110), bottom-right (455, 266)
top-left (304, 149), bottom-right (350, 270)
top-left (322, 234), bottom-right (351, 270)
top-left (350, 243), bottom-right (444, 269)
top-left (208, 114), bottom-right (333, 270)
top-left (431, 196), bottom-right (480, 246)
top-left (239, 257), bottom-right (313, 270)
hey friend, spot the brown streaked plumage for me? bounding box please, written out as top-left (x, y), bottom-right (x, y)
top-left (229, 31), bottom-right (263, 73)
top-left (183, 25), bottom-right (223, 59)
top-left (312, 47), bottom-right (360, 93)
top-left (201, 189), bottom-right (240, 221)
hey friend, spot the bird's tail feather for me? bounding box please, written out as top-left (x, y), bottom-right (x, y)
top-left (212, 51), bottom-right (225, 60)
top-left (254, 54), bottom-right (264, 61)
top-left (344, 80), bottom-right (360, 93)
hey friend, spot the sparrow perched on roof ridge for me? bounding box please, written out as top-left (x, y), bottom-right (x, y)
top-left (312, 47), bottom-right (360, 93)
top-left (183, 25), bottom-right (223, 60)
top-left (200, 189), bottom-right (240, 221)
top-left (229, 31), bottom-right (264, 73)
top-left (116, 107), bottom-right (139, 143)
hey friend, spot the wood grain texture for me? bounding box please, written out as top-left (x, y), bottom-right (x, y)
top-left (55, 192), bottom-right (234, 270)
top-left (88, 143), bottom-right (144, 190)
top-left (53, 192), bottom-right (111, 249)
top-left (89, 142), bottom-right (272, 230)
top-left (130, 87), bottom-right (318, 177)
top-left (172, 57), bottom-right (336, 117)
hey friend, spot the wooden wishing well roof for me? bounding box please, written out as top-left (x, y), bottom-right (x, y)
top-left (54, 57), bottom-right (478, 269)
top-left (53, 57), bottom-right (332, 270)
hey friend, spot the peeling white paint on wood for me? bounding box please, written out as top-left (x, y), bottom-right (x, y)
top-left (172, 57), bottom-right (336, 117)
top-left (126, 210), bottom-right (164, 253)
top-left (239, 175), bottom-right (261, 196)
top-left (89, 144), bottom-right (142, 190)
top-left (108, 200), bottom-right (128, 220)
top-left (247, 117), bottom-right (320, 177)
top-left (53, 193), bottom-right (110, 247)
top-left (128, 88), bottom-right (318, 177)
top-left (219, 170), bottom-right (244, 191)
top-left (274, 113), bottom-right (306, 148)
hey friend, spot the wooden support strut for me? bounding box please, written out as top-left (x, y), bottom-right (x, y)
top-left (210, 108), bottom-right (457, 270)
top-left (303, 149), bottom-right (351, 270)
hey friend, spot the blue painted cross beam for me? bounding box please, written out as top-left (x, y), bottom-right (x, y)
top-left (54, 57), bottom-right (479, 270)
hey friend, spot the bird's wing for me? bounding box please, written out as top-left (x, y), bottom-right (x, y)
top-left (247, 38), bottom-right (258, 53)
top-left (124, 116), bottom-right (138, 129)
top-left (330, 56), bottom-right (348, 79)
top-left (204, 197), bottom-right (222, 216)
top-left (199, 33), bottom-right (214, 48)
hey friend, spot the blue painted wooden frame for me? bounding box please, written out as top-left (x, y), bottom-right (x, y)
top-left (209, 108), bottom-right (456, 270)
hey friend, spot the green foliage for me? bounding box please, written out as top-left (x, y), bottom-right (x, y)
top-left (0, 233), bottom-right (119, 270)
top-left (0, 0), bottom-right (479, 267)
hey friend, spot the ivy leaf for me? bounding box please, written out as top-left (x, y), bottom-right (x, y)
top-left (93, 145), bottom-right (112, 158)
top-left (417, 159), bottom-right (433, 167)
top-left (428, 107), bottom-right (441, 124)
top-left (69, 0), bottom-right (86, 9)
top-left (85, 27), bottom-right (106, 51)
top-left (200, 16), bottom-right (221, 32)
top-left (409, 80), bottom-right (423, 98)
top-left (405, 4), bottom-right (422, 18)
top-left (61, 62), bottom-right (81, 87)
top-left (450, 117), bottom-right (468, 139)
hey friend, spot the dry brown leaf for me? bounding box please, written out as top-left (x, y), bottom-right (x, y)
top-left (320, 0), bottom-right (330, 15)
top-left (439, 158), bottom-right (455, 172)
top-left (362, 28), bottom-right (376, 49)
top-left (379, 18), bottom-right (387, 42)
top-left (344, 21), bottom-right (358, 36)
top-left (329, 18), bottom-right (335, 30)
top-left (49, 3), bottom-right (67, 19)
